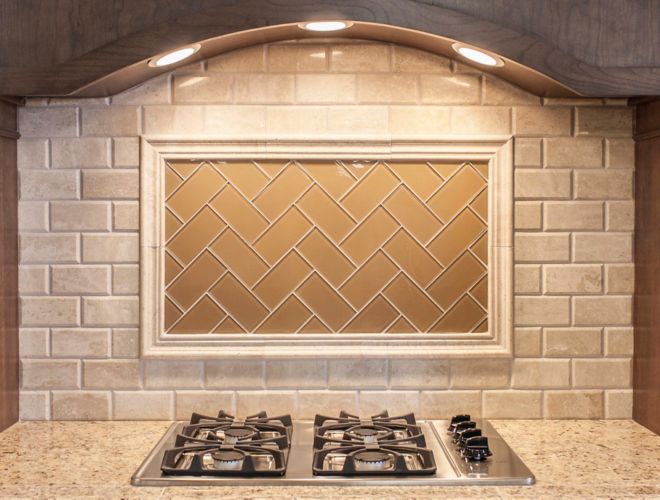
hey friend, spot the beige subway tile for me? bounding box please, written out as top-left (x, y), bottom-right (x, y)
top-left (51, 328), bottom-right (110, 358)
top-left (82, 233), bottom-right (138, 263)
top-left (514, 233), bottom-right (569, 262)
top-left (390, 106), bottom-right (451, 135)
top-left (605, 390), bottom-right (632, 418)
top-left (82, 296), bottom-right (138, 326)
top-left (576, 107), bottom-right (633, 136)
top-left (21, 297), bottom-right (79, 327)
top-left (573, 233), bottom-right (632, 263)
top-left (514, 201), bottom-right (542, 230)
top-left (607, 138), bottom-right (634, 168)
top-left (51, 138), bottom-right (110, 168)
top-left (514, 138), bottom-right (542, 167)
top-left (265, 360), bottom-right (327, 388)
top-left (544, 328), bottom-right (602, 357)
top-left (392, 45), bottom-right (451, 73)
top-left (234, 74), bottom-right (295, 103)
top-left (543, 264), bottom-right (602, 294)
top-left (144, 360), bottom-right (203, 389)
top-left (326, 106), bottom-right (389, 135)
top-left (574, 170), bottom-right (632, 200)
top-left (81, 106), bottom-right (138, 136)
top-left (266, 106), bottom-right (326, 135)
top-left (298, 391), bottom-right (358, 419)
top-left (514, 169), bottom-right (571, 199)
top-left (605, 327), bottom-right (633, 356)
top-left (52, 391), bottom-right (111, 420)
top-left (17, 139), bottom-right (48, 169)
top-left (19, 328), bottom-right (49, 357)
top-left (544, 201), bottom-right (603, 230)
top-left (328, 359), bottom-right (387, 389)
top-left (545, 137), bottom-right (603, 168)
top-left (515, 296), bottom-right (570, 326)
top-left (573, 358), bottom-right (631, 388)
top-left (450, 359), bottom-right (510, 389)
top-left (19, 391), bottom-right (49, 420)
top-left (390, 359), bottom-right (449, 389)
top-left (515, 265), bottom-right (541, 293)
top-left (514, 327), bottom-right (542, 357)
top-left (483, 77), bottom-right (540, 105)
top-left (175, 391), bottom-right (236, 419)
top-left (205, 105), bottom-right (266, 135)
top-left (511, 359), bottom-right (570, 388)
top-left (295, 74), bottom-right (355, 103)
top-left (112, 264), bottom-right (139, 294)
top-left (573, 296), bottom-right (632, 326)
top-left (19, 266), bottom-right (49, 294)
top-left (515, 107), bottom-right (572, 136)
top-left (267, 44), bottom-right (327, 72)
top-left (20, 233), bottom-right (78, 264)
top-left (606, 264), bottom-right (634, 294)
top-left (236, 391), bottom-right (296, 417)
top-left (20, 170), bottom-right (79, 200)
top-left (82, 169), bottom-right (138, 199)
top-left (419, 391), bottom-right (482, 419)
top-left (19, 107), bottom-right (78, 137)
top-left (112, 74), bottom-right (170, 105)
top-left (83, 360), bottom-right (140, 389)
top-left (112, 137), bottom-right (139, 168)
top-left (142, 105), bottom-right (205, 135)
top-left (357, 74), bottom-right (418, 103)
top-left (113, 391), bottom-right (174, 419)
top-left (206, 360), bottom-right (264, 389)
top-left (483, 390), bottom-right (542, 418)
top-left (606, 201), bottom-right (634, 231)
top-left (420, 75), bottom-right (479, 104)
top-left (544, 390), bottom-right (604, 418)
top-left (208, 45), bottom-right (265, 72)
top-left (330, 44), bottom-right (390, 72)
top-left (112, 328), bottom-right (139, 358)
top-left (19, 201), bottom-right (48, 231)
top-left (113, 201), bottom-right (139, 231)
top-left (450, 107), bottom-right (511, 134)
top-left (172, 75), bottom-right (233, 103)
top-left (359, 391), bottom-right (420, 416)
top-left (51, 201), bottom-right (111, 231)
top-left (21, 359), bottom-right (79, 389)
top-left (51, 265), bottom-right (110, 294)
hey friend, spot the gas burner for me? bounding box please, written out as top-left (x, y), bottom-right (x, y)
top-left (314, 409), bottom-right (417, 426)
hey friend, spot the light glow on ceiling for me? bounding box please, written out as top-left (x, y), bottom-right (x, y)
top-left (452, 43), bottom-right (504, 67)
top-left (299, 21), bottom-right (352, 32)
top-left (150, 45), bottom-right (200, 67)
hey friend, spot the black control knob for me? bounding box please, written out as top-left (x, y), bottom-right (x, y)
top-left (458, 428), bottom-right (482, 449)
top-left (452, 421), bottom-right (477, 443)
top-left (462, 436), bottom-right (493, 461)
top-left (447, 414), bottom-right (471, 432)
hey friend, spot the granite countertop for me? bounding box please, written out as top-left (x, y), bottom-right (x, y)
top-left (0, 420), bottom-right (658, 499)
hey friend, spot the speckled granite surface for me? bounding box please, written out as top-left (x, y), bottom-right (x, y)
top-left (0, 420), bottom-right (658, 499)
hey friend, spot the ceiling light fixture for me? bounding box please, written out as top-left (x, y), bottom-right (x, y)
top-left (299, 20), bottom-right (352, 32)
top-left (149, 44), bottom-right (201, 67)
top-left (452, 43), bottom-right (504, 67)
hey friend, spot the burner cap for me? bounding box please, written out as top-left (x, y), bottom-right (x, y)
top-left (351, 427), bottom-right (378, 437)
top-left (354, 450), bottom-right (390, 463)
top-left (224, 427), bottom-right (254, 439)
top-left (211, 450), bottom-right (244, 462)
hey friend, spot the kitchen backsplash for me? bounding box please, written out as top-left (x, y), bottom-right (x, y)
top-left (17, 39), bottom-right (634, 420)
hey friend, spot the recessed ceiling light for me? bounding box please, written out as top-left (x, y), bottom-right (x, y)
top-left (299, 20), bottom-right (352, 32)
top-left (149, 44), bottom-right (200, 67)
top-left (452, 43), bottom-right (504, 67)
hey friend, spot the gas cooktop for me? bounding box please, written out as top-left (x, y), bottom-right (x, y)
top-left (132, 409), bottom-right (535, 486)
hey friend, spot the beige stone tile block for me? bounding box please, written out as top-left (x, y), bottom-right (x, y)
top-left (142, 105), bottom-right (204, 134)
top-left (172, 75), bottom-right (233, 103)
top-left (21, 359), bottom-right (79, 389)
top-left (514, 138), bottom-right (542, 167)
top-left (483, 77), bottom-right (540, 105)
top-left (266, 106), bottom-right (326, 135)
top-left (515, 107), bottom-right (572, 136)
top-left (515, 296), bottom-right (570, 326)
top-left (19, 391), bottom-right (49, 420)
top-left (606, 201), bottom-right (634, 231)
top-left (267, 44), bottom-right (327, 72)
top-left (234, 74), bottom-right (295, 103)
top-left (208, 45), bottom-right (265, 72)
top-left (20, 233), bottom-right (78, 264)
top-left (19, 107), bottom-right (78, 137)
top-left (113, 391), bottom-right (174, 419)
top-left (205, 105), bottom-right (266, 135)
top-left (483, 390), bottom-right (542, 418)
top-left (392, 45), bottom-right (451, 73)
top-left (112, 74), bottom-right (170, 105)
top-left (112, 264), bottom-right (139, 294)
top-left (606, 264), bottom-right (634, 294)
top-left (390, 106), bottom-right (451, 135)
top-left (51, 328), bottom-right (110, 358)
top-left (605, 327), bottom-right (633, 356)
top-left (328, 359), bottom-right (387, 389)
top-left (112, 328), bottom-right (139, 358)
top-left (514, 233), bottom-right (569, 262)
top-left (81, 106), bottom-right (138, 136)
top-left (51, 201), bottom-right (111, 231)
top-left (359, 391), bottom-right (420, 416)
top-left (295, 74), bottom-right (355, 103)
top-left (82, 169), bottom-right (138, 199)
top-left (82, 296), bottom-right (138, 326)
top-left (576, 107), bottom-right (633, 136)
top-left (544, 390), bottom-right (604, 418)
top-left (573, 233), bottom-right (632, 263)
top-left (52, 391), bottom-right (111, 420)
top-left (19, 266), bottom-right (48, 294)
top-left (330, 44), bottom-right (390, 72)
top-left (515, 265), bottom-right (541, 293)
top-left (20, 170), bottom-right (79, 200)
top-left (265, 360), bottom-right (327, 388)
top-left (573, 358), bottom-right (631, 388)
top-left (545, 137), bottom-right (603, 168)
top-left (514, 169), bottom-right (571, 199)
top-left (19, 201), bottom-right (48, 231)
top-left (206, 360), bottom-right (264, 389)
top-left (19, 328), bottom-right (49, 357)
top-left (113, 201), bottom-right (139, 231)
top-left (511, 359), bottom-right (570, 388)
top-left (21, 297), bottom-right (79, 327)
top-left (236, 391), bottom-right (296, 417)
top-left (297, 391), bottom-right (358, 418)
top-left (607, 138), bottom-right (634, 168)
top-left (543, 264), bottom-right (602, 294)
top-left (544, 201), bottom-right (603, 231)
top-left (17, 139), bottom-right (48, 169)
top-left (514, 327), bottom-right (542, 357)
top-left (544, 328), bottom-right (602, 357)
top-left (83, 360), bottom-right (140, 389)
top-left (450, 359), bottom-right (511, 389)
top-left (144, 360), bottom-right (203, 389)
top-left (357, 74), bottom-right (418, 103)
top-left (326, 106), bottom-right (389, 135)
top-left (175, 391), bottom-right (236, 420)
top-left (514, 201), bottom-right (542, 230)
top-left (51, 138), bottom-right (110, 168)
top-left (420, 75), bottom-right (480, 104)
top-left (112, 137), bottom-right (140, 168)
top-left (390, 359), bottom-right (449, 389)
top-left (450, 106), bottom-right (511, 134)
top-left (574, 170), bottom-right (632, 200)
top-left (419, 391), bottom-right (482, 419)
top-left (51, 265), bottom-right (110, 294)
top-left (573, 296), bottom-right (632, 326)
top-left (605, 390), bottom-right (632, 418)
top-left (82, 233), bottom-right (138, 263)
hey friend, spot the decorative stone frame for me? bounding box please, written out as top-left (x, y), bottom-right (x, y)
top-left (140, 137), bottom-right (513, 359)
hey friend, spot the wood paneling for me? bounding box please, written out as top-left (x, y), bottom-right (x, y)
top-left (634, 98), bottom-right (660, 435)
top-left (0, 99), bottom-right (18, 432)
top-left (0, 0), bottom-right (659, 97)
